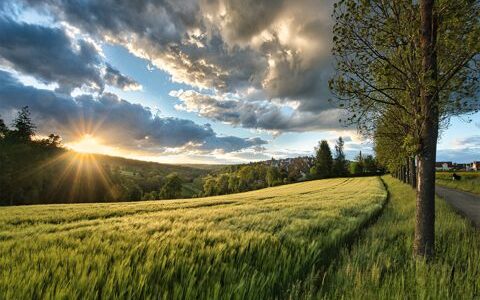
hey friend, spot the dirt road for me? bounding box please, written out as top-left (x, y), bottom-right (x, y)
top-left (436, 186), bottom-right (480, 227)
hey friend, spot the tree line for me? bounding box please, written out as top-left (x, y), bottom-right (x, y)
top-left (202, 137), bottom-right (382, 197)
top-left (0, 107), bottom-right (195, 205)
top-left (330, 0), bottom-right (479, 258)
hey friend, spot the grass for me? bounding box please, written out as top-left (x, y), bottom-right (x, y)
top-left (0, 177), bottom-right (386, 299)
top-left (436, 171), bottom-right (480, 195)
top-left (308, 176), bottom-right (480, 299)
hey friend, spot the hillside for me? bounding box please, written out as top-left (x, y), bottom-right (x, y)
top-left (90, 153), bottom-right (225, 179)
top-left (0, 177), bottom-right (386, 299)
top-left (0, 147), bottom-right (221, 205)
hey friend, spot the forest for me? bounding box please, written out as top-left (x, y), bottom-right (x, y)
top-left (0, 107), bottom-right (214, 205)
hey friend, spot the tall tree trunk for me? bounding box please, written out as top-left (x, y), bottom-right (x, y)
top-left (410, 156), bottom-right (417, 189)
top-left (406, 158), bottom-right (410, 185)
top-left (415, 0), bottom-right (438, 259)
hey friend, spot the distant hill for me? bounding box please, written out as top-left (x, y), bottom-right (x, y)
top-left (0, 142), bottom-right (222, 205)
top-left (89, 153), bottom-right (221, 180)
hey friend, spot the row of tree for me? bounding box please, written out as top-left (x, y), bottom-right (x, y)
top-left (330, 0), bottom-right (480, 258)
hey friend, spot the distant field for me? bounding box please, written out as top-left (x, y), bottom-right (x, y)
top-left (0, 177), bottom-right (386, 299)
top-left (436, 171), bottom-right (480, 195)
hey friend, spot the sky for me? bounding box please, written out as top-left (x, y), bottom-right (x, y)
top-left (0, 0), bottom-right (478, 164)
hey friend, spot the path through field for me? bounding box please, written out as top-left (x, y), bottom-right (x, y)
top-left (436, 185), bottom-right (480, 227)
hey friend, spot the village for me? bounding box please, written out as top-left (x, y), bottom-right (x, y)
top-left (436, 161), bottom-right (480, 172)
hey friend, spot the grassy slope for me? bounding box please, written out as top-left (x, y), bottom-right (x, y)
top-left (313, 176), bottom-right (480, 299)
top-left (0, 177), bottom-right (386, 299)
top-left (436, 171), bottom-right (480, 195)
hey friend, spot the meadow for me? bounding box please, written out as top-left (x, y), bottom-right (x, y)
top-left (436, 171), bottom-right (480, 195)
top-left (0, 177), bottom-right (386, 299)
top-left (307, 176), bottom-right (480, 299)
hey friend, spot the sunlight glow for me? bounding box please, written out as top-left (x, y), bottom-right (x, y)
top-left (67, 134), bottom-right (118, 155)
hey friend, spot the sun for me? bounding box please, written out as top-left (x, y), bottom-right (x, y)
top-left (68, 134), bottom-right (117, 155)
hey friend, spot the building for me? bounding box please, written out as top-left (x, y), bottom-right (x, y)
top-left (435, 161), bottom-right (479, 172)
top-left (435, 162), bottom-right (453, 171)
top-left (472, 161), bottom-right (480, 171)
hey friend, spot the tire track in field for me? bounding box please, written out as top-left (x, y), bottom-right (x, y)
top-left (0, 200), bottom-right (243, 239)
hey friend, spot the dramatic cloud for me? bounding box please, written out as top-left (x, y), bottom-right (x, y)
top-left (104, 64), bottom-right (142, 91)
top-left (0, 17), bottom-right (140, 93)
top-left (17, 0), bottom-right (337, 128)
top-left (171, 89), bottom-right (344, 132)
top-left (0, 70), bottom-right (266, 153)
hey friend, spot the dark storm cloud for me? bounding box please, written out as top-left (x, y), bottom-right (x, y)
top-left (172, 90), bottom-right (345, 132)
top-left (18, 0), bottom-right (337, 129)
top-left (0, 17), bottom-right (140, 92)
top-left (0, 70), bottom-right (266, 152)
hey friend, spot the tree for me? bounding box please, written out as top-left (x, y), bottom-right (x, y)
top-left (331, 0), bottom-right (480, 258)
top-left (228, 175), bottom-right (239, 193)
top-left (238, 166), bottom-right (255, 191)
top-left (332, 137), bottom-right (349, 177)
top-left (313, 140), bottom-right (333, 178)
top-left (12, 106), bottom-right (35, 142)
top-left (0, 117), bottom-right (8, 139)
top-left (203, 176), bottom-right (217, 196)
top-left (349, 162), bottom-right (363, 176)
top-left (160, 173), bottom-right (183, 199)
top-left (363, 155), bottom-right (377, 174)
top-left (216, 174), bottom-right (230, 195)
top-left (266, 166), bottom-right (281, 187)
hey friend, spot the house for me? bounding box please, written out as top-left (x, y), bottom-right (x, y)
top-left (472, 161), bottom-right (480, 171)
top-left (435, 162), bottom-right (453, 171)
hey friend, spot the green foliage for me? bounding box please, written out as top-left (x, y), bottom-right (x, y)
top-left (203, 175), bottom-right (218, 196)
top-left (11, 106), bottom-right (36, 142)
top-left (160, 173), bottom-right (183, 199)
top-left (266, 166), bottom-right (282, 187)
top-left (313, 140), bottom-right (333, 178)
top-left (331, 0), bottom-right (479, 179)
top-left (348, 151), bottom-right (381, 176)
top-left (0, 177), bottom-right (387, 299)
top-left (331, 0), bottom-right (479, 135)
top-left (203, 164), bottom-right (272, 196)
top-left (0, 117), bottom-right (7, 139)
top-left (332, 137), bottom-right (349, 177)
top-left (363, 155), bottom-right (377, 173)
top-left (349, 161), bottom-right (363, 176)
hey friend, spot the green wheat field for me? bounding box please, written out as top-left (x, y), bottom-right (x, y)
top-left (0, 177), bottom-right (386, 299)
top-left (2, 176), bottom-right (480, 299)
